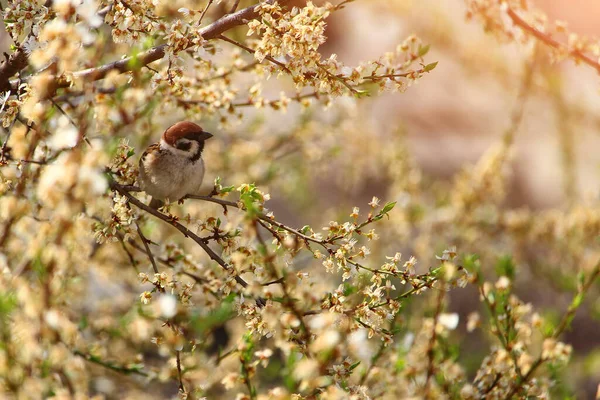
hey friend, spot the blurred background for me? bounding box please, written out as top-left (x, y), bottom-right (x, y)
top-left (2, 0), bottom-right (600, 397)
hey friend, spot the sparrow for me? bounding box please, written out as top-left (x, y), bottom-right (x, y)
top-left (138, 121), bottom-right (213, 209)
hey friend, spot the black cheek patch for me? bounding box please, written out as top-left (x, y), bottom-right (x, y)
top-left (177, 141), bottom-right (192, 151)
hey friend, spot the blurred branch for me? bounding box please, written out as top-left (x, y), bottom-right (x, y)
top-left (229, 0), bottom-right (241, 14)
top-left (7, 0), bottom-right (292, 93)
top-left (253, 220), bottom-right (312, 347)
top-left (506, 7), bottom-right (600, 75)
top-left (73, 349), bottom-right (150, 377)
top-left (505, 260), bottom-right (600, 398)
top-left (503, 43), bottom-right (537, 145)
top-left (199, 0), bottom-right (215, 25)
top-left (0, 48), bottom-right (27, 93)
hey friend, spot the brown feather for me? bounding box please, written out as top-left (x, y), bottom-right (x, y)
top-left (163, 121), bottom-right (206, 146)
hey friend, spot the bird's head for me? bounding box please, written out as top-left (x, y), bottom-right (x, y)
top-left (161, 121), bottom-right (213, 161)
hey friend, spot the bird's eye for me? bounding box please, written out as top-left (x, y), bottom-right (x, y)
top-left (177, 141), bottom-right (192, 151)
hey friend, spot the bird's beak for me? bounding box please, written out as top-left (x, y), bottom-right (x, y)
top-left (200, 131), bottom-right (213, 141)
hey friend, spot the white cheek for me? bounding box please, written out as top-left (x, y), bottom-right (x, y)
top-left (160, 139), bottom-right (197, 157)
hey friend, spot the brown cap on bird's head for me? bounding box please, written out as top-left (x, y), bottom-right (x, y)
top-left (162, 121), bottom-right (213, 145)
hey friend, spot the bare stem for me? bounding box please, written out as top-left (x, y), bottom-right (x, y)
top-left (176, 351), bottom-right (186, 394)
top-left (135, 221), bottom-right (159, 274)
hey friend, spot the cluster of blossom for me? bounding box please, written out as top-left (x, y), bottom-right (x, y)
top-left (107, 138), bottom-right (138, 184)
top-left (106, 0), bottom-right (157, 44)
top-left (1, 0), bottom-right (597, 398)
top-left (93, 192), bottom-right (136, 244)
top-left (2, 0), bottom-right (50, 44)
top-left (0, 84), bottom-right (29, 128)
top-left (248, 1), bottom-right (435, 97)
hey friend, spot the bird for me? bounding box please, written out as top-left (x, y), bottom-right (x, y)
top-left (138, 121), bottom-right (213, 209)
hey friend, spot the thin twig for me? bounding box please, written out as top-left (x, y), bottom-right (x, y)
top-left (118, 237), bottom-right (139, 272)
top-left (199, 0), bottom-right (214, 25)
top-left (185, 194), bottom-right (323, 245)
top-left (216, 346), bottom-right (237, 365)
top-left (110, 181), bottom-right (264, 306)
top-left (135, 221), bottom-right (159, 274)
top-left (217, 34), bottom-right (293, 75)
top-left (73, 350), bottom-right (149, 377)
top-left (254, 220), bottom-right (312, 348)
top-left (176, 351), bottom-right (186, 394)
top-left (229, 0), bottom-right (241, 14)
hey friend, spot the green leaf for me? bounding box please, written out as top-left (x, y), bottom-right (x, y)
top-left (127, 49), bottom-right (142, 70)
top-left (342, 282), bottom-right (358, 296)
top-left (418, 44), bottom-right (430, 57)
top-left (220, 185), bottom-right (235, 194)
top-left (380, 201), bottom-right (396, 215)
top-left (495, 255), bottom-right (516, 280)
top-left (354, 89), bottom-right (370, 99)
top-left (577, 271), bottom-right (586, 287)
top-left (424, 61), bottom-right (438, 72)
top-left (0, 291), bottom-right (17, 317)
top-left (571, 293), bottom-right (584, 310)
top-left (300, 225), bottom-right (311, 234)
top-left (395, 357), bottom-right (406, 372)
top-left (142, 36), bottom-right (155, 50)
top-left (349, 360), bottom-right (361, 371)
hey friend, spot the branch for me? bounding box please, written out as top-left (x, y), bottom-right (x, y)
top-left (73, 349), bottom-right (149, 377)
top-left (0, 48), bottom-right (28, 93)
top-left (253, 220), bottom-right (312, 347)
top-left (8, 0), bottom-right (292, 92)
top-left (229, 0), bottom-right (241, 14)
top-left (185, 194), bottom-right (324, 245)
top-left (504, 259), bottom-right (600, 398)
top-left (176, 351), bottom-right (186, 394)
top-left (217, 34), bottom-right (293, 75)
top-left (506, 7), bottom-right (600, 74)
top-left (198, 0), bottom-right (215, 25)
top-left (135, 221), bottom-right (159, 274)
top-left (110, 181), bottom-right (255, 294)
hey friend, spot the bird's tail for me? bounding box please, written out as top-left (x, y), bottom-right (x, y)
top-left (149, 197), bottom-right (164, 210)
